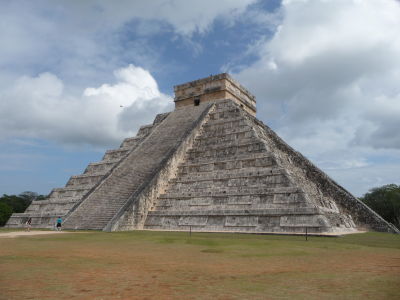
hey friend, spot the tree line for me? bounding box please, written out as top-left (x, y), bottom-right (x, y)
top-left (0, 185), bottom-right (399, 229)
top-left (0, 192), bottom-right (47, 226)
top-left (359, 184), bottom-right (400, 229)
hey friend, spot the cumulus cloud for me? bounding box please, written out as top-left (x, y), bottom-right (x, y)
top-left (0, 1), bottom-right (256, 80)
top-left (92, 0), bottom-right (257, 36)
top-left (0, 65), bottom-right (173, 147)
top-left (2, 0), bottom-right (399, 196)
top-left (229, 0), bottom-right (400, 193)
top-left (234, 0), bottom-right (400, 151)
top-left (326, 162), bottom-right (400, 197)
top-left (0, 0), bottom-right (260, 147)
top-left (0, 0), bottom-right (258, 147)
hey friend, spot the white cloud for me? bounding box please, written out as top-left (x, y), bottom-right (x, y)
top-left (0, 1), bottom-right (257, 69)
top-left (2, 0), bottom-right (399, 197)
top-left (0, 0), bottom-right (259, 129)
top-left (0, 0), bottom-right (258, 147)
top-left (232, 0), bottom-right (400, 192)
top-left (326, 162), bottom-right (400, 197)
top-left (0, 65), bottom-right (173, 147)
top-left (83, 0), bottom-right (257, 36)
top-left (234, 0), bottom-right (400, 148)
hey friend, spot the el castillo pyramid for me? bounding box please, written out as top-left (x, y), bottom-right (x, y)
top-left (7, 73), bottom-right (399, 234)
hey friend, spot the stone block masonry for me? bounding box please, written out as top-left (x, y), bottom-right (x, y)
top-left (6, 112), bottom-right (169, 228)
top-left (144, 100), bottom-right (390, 234)
top-left (174, 73), bottom-right (257, 116)
top-left (63, 103), bottom-right (213, 230)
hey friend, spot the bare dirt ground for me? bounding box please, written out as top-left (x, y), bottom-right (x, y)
top-left (0, 230), bottom-right (69, 238)
top-left (0, 231), bottom-right (399, 299)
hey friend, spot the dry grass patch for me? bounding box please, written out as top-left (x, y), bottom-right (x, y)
top-left (0, 231), bottom-right (399, 299)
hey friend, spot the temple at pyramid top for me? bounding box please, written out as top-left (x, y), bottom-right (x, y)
top-left (174, 73), bottom-right (257, 116)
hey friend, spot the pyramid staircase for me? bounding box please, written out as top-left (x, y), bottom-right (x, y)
top-left (62, 103), bottom-right (213, 230)
top-left (144, 101), bottom-right (357, 233)
top-left (6, 112), bottom-right (169, 228)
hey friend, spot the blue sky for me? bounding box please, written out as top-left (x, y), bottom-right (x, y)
top-left (1, 0), bottom-right (400, 197)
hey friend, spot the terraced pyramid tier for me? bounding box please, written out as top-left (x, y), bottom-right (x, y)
top-left (62, 103), bottom-right (213, 230)
top-left (143, 100), bottom-right (398, 234)
top-left (6, 112), bottom-right (170, 228)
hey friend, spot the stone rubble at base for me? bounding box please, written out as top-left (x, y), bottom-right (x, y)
top-left (6, 74), bottom-right (399, 234)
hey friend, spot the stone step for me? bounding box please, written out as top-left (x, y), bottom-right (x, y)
top-left (195, 126), bottom-right (253, 139)
top-left (192, 136), bottom-right (256, 149)
top-left (51, 186), bottom-right (89, 192)
top-left (66, 171), bottom-right (107, 186)
top-left (208, 108), bottom-right (242, 120)
top-left (168, 173), bottom-right (291, 188)
top-left (136, 124), bottom-right (154, 137)
top-left (178, 156), bottom-right (275, 173)
top-left (190, 138), bottom-right (264, 151)
top-left (172, 166), bottom-right (285, 183)
top-left (87, 159), bottom-right (121, 166)
top-left (45, 195), bottom-right (82, 202)
top-left (49, 184), bottom-right (93, 196)
top-left (202, 116), bottom-right (246, 127)
top-left (183, 152), bottom-right (273, 165)
top-left (153, 112), bottom-right (170, 125)
top-left (120, 136), bottom-right (143, 148)
top-left (143, 214), bottom-right (328, 233)
top-left (209, 103), bottom-right (241, 112)
top-left (159, 186), bottom-right (301, 199)
top-left (87, 158), bottom-right (121, 166)
top-left (63, 103), bottom-right (213, 230)
top-left (152, 203), bottom-right (309, 213)
top-left (102, 148), bottom-right (131, 161)
top-left (69, 172), bottom-right (108, 179)
top-left (24, 200), bottom-right (80, 214)
top-left (76, 216), bottom-right (116, 221)
top-left (9, 212), bottom-right (60, 217)
top-left (84, 160), bottom-right (120, 174)
top-left (194, 128), bottom-right (254, 143)
top-left (147, 207), bottom-right (320, 216)
top-left (166, 176), bottom-right (290, 193)
top-left (66, 174), bottom-right (104, 187)
top-left (187, 141), bottom-right (265, 155)
top-left (199, 125), bottom-right (253, 138)
top-left (154, 194), bottom-right (307, 209)
top-left (26, 198), bottom-right (80, 206)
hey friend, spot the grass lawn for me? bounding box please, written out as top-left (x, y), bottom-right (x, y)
top-left (0, 230), bottom-right (399, 299)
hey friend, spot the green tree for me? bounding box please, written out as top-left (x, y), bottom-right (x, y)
top-left (0, 191), bottom-right (47, 226)
top-left (19, 191), bottom-right (47, 202)
top-left (0, 194), bottom-right (31, 213)
top-left (360, 184), bottom-right (400, 229)
top-left (0, 202), bottom-right (13, 226)
top-left (19, 191), bottom-right (40, 201)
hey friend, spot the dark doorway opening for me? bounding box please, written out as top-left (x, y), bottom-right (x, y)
top-left (194, 97), bottom-right (200, 106)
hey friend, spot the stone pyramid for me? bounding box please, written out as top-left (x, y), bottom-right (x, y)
top-left (7, 73), bottom-right (398, 234)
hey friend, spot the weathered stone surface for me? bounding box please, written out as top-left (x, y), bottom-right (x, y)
top-left (6, 113), bottom-right (168, 228)
top-left (7, 73), bottom-right (398, 234)
top-left (174, 73), bottom-right (256, 116)
top-left (63, 103), bottom-right (212, 230)
top-left (142, 100), bottom-right (367, 234)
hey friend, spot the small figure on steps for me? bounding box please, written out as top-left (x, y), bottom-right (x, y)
top-left (25, 218), bottom-right (32, 232)
top-left (56, 217), bottom-right (62, 231)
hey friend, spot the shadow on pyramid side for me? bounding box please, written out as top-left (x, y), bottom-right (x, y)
top-left (7, 73), bottom-right (399, 235)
